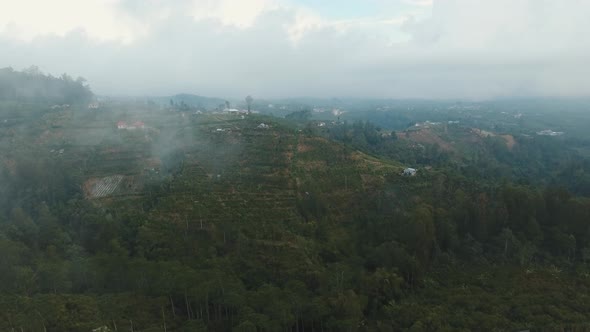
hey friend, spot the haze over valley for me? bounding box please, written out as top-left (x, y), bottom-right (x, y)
top-left (2, 1), bottom-right (590, 331)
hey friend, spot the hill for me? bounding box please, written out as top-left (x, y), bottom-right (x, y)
top-left (0, 105), bottom-right (404, 331)
top-left (396, 124), bottom-right (516, 153)
top-left (0, 66), bottom-right (93, 104)
top-left (150, 94), bottom-right (228, 110)
top-left (1, 102), bottom-right (590, 331)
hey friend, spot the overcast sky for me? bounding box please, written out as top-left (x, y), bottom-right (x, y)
top-left (1, 0), bottom-right (589, 99)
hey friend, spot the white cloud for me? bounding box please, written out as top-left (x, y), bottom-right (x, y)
top-left (402, 0), bottom-right (433, 7)
top-left (0, 0), bottom-right (588, 99)
top-left (189, 0), bottom-right (281, 29)
top-left (0, 0), bottom-right (142, 42)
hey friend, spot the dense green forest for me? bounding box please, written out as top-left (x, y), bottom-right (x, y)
top-left (1, 71), bottom-right (590, 331)
top-left (0, 66), bottom-right (92, 104)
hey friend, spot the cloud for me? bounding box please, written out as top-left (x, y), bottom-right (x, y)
top-left (404, 0), bottom-right (590, 55)
top-left (0, 0), bottom-right (142, 42)
top-left (0, 0), bottom-right (589, 99)
top-left (189, 0), bottom-right (280, 29)
top-left (402, 0), bottom-right (433, 7)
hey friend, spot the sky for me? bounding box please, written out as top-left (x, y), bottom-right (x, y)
top-left (0, 0), bottom-right (589, 99)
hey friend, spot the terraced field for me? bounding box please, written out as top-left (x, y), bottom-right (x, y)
top-left (86, 175), bottom-right (125, 198)
top-left (143, 116), bottom-right (302, 231)
top-left (29, 109), bottom-right (403, 242)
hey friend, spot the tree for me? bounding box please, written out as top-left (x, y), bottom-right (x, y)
top-left (408, 204), bottom-right (436, 265)
top-left (24, 65), bottom-right (42, 76)
top-left (364, 268), bottom-right (403, 314)
top-left (245, 95), bottom-right (253, 114)
top-left (0, 66), bottom-right (92, 103)
top-left (499, 227), bottom-right (519, 259)
top-left (285, 109), bottom-right (311, 123)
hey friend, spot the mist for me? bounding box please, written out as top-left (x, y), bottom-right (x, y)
top-left (1, 0), bottom-right (589, 99)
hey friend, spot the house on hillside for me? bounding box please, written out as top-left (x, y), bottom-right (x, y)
top-left (117, 121), bottom-right (145, 130)
top-left (415, 121), bottom-right (440, 129)
top-left (257, 123), bottom-right (270, 129)
top-left (403, 168), bottom-right (417, 176)
top-left (332, 109), bottom-right (344, 116)
top-left (88, 102), bottom-right (99, 109)
top-left (51, 104), bottom-right (70, 110)
top-left (537, 129), bottom-right (563, 136)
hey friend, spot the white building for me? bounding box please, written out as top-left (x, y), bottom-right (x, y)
top-left (403, 168), bottom-right (417, 176)
top-left (537, 129), bottom-right (564, 136)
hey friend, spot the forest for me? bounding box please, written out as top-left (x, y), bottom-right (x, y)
top-left (0, 67), bottom-right (93, 104)
top-left (1, 70), bottom-right (590, 331)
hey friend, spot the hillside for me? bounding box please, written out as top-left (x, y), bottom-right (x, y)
top-left (0, 67), bottom-right (92, 104)
top-left (150, 94), bottom-right (228, 110)
top-left (1, 102), bottom-right (590, 331)
top-left (396, 124), bottom-right (516, 154)
top-left (0, 104), bottom-right (404, 331)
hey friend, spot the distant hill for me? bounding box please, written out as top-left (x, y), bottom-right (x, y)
top-left (0, 66), bottom-right (93, 104)
top-left (152, 93), bottom-right (228, 110)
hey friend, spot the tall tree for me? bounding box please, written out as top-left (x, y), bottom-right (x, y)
top-left (245, 95), bottom-right (253, 114)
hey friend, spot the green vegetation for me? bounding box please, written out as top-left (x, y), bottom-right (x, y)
top-left (0, 66), bottom-right (92, 104)
top-left (1, 87), bottom-right (590, 331)
top-left (285, 109), bottom-right (312, 122)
